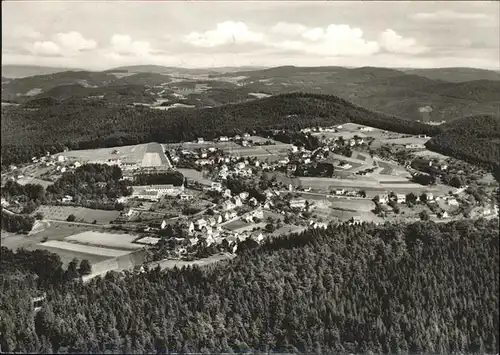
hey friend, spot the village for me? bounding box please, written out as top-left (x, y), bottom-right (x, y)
top-left (2, 122), bottom-right (498, 280)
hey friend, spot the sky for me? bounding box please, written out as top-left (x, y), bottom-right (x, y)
top-left (2, 1), bottom-right (499, 70)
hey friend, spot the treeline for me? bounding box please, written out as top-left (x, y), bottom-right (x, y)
top-left (1, 93), bottom-right (440, 169)
top-left (1, 210), bottom-right (35, 233)
top-left (133, 171), bottom-right (185, 186)
top-left (1, 218), bottom-right (497, 353)
top-left (1, 181), bottom-right (46, 213)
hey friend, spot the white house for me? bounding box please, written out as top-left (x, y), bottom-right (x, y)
top-left (57, 155), bottom-right (66, 162)
top-left (426, 193), bottom-right (435, 201)
top-left (396, 194), bottom-right (406, 204)
top-left (239, 192), bottom-right (249, 200)
top-left (447, 198), bottom-right (459, 207)
top-left (211, 182), bottom-right (222, 192)
top-left (223, 189), bottom-right (232, 198)
top-left (335, 189), bottom-right (345, 195)
top-left (236, 162), bottom-right (246, 170)
top-left (378, 194), bottom-right (389, 204)
top-left (73, 162), bottom-right (82, 168)
top-left (360, 127), bottom-right (374, 132)
top-left (61, 195), bottom-right (73, 203)
top-left (197, 137), bottom-right (204, 144)
top-left (290, 199), bottom-right (307, 209)
top-left (219, 136), bottom-right (229, 142)
top-left (222, 200), bottom-right (236, 211)
top-left (248, 197), bottom-right (258, 207)
top-left (233, 196), bottom-right (243, 207)
top-left (195, 219), bottom-right (207, 230)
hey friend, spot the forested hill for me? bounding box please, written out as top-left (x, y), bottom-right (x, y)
top-left (1, 92), bottom-right (439, 168)
top-left (1, 219), bottom-right (498, 353)
top-left (426, 115), bottom-right (500, 178)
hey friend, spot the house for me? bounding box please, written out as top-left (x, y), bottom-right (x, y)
top-left (223, 212), bottom-right (232, 221)
top-left (349, 139), bottom-right (356, 147)
top-left (207, 217), bottom-right (217, 227)
top-left (234, 135), bottom-right (241, 140)
top-left (447, 198), bottom-right (459, 207)
top-left (239, 192), bottom-right (249, 200)
top-left (60, 167), bottom-right (67, 173)
top-left (214, 215), bottom-right (223, 224)
top-left (223, 189), bottom-right (232, 198)
top-left (350, 216), bottom-right (363, 225)
top-left (236, 162), bottom-right (246, 170)
top-left (57, 155), bottom-right (66, 162)
top-left (197, 137), bottom-right (204, 144)
top-left (229, 211), bottom-right (238, 219)
top-left (133, 189), bottom-right (159, 201)
top-left (264, 200), bottom-right (274, 209)
top-left (242, 140), bottom-right (250, 147)
top-left (219, 136), bottom-right (229, 142)
top-left (160, 220), bottom-right (168, 230)
top-left (405, 144), bottom-right (426, 149)
top-left (291, 145), bottom-right (299, 153)
top-left (1, 198), bottom-right (9, 207)
top-left (179, 193), bottom-right (193, 201)
top-left (251, 232), bottom-right (264, 243)
top-left (222, 200), bottom-right (236, 211)
top-left (61, 195), bottom-right (73, 203)
top-left (439, 211), bottom-right (449, 219)
top-left (73, 162), bottom-right (82, 168)
top-left (201, 225), bottom-right (213, 235)
top-left (211, 182), bottom-right (222, 192)
top-left (335, 189), bottom-right (345, 195)
top-left (378, 194), bottom-right (389, 204)
top-left (426, 193), bottom-right (435, 201)
top-left (188, 222), bottom-right (195, 233)
top-left (360, 127), bottom-right (374, 132)
top-left (290, 199), bottom-right (307, 209)
top-left (248, 197), bottom-right (258, 207)
top-left (396, 194), bottom-right (406, 204)
top-left (195, 219), bottom-right (207, 230)
top-left (264, 189), bottom-right (274, 199)
top-left (243, 133), bottom-right (251, 138)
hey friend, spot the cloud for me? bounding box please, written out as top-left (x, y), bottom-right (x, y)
top-left (271, 22), bottom-right (307, 36)
top-left (379, 29), bottom-right (428, 54)
top-left (31, 41), bottom-right (62, 56)
top-left (412, 10), bottom-right (489, 21)
top-left (54, 31), bottom-right (96, 52)
top-left (184, 21), bottom-right (264, 47)
top-left (108, 34), bottom-right (156, 57)
top-left (29, 31), bottom-right (96, 57)
top-left (273, 23), bottom-right (380, 57)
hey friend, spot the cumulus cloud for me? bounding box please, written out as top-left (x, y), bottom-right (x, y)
top-left (31, 41), bottom-right (62, 56)
top-left (109, 34), bottom-right (154, 56)
top-left (54, 31), bottom-right (96, 52)
top-left (412, 10), bottom-right (489, 21)
top-left (184, 21), bottom-right (264, 47)
top-left (273, 24), bottom-right (379, 57)
top-left (29, 31), bottom-right (96, 57)
top-left (379, 29), bottom-right (428, 55)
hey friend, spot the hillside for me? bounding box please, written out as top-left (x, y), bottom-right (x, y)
top-left (1, 92), bottom-right (439, 168)
top-left (1, 71), bottom-right (117, 101)
top-left (402, 67), bottom-right (500, 83)
top-left (1, 219), bottom-right (498, 353)
top-left (426, 115), bottom-right (500, 177)
top-left (1, 65), bottom-right (82, 79)
top-left (211, 66), bottom-right (500, 121)
top-left (111, 72), bottom-right (172, 86)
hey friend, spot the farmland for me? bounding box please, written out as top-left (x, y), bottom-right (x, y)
top-left (33, 205), bottom-right (121, 224)
top-left (60, 143), bottom-right (148, 163)
top-left (64, 231), bottom-right (143, 251)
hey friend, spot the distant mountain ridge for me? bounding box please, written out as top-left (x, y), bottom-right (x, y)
top-left (1, 65), bottom-right (84, 79)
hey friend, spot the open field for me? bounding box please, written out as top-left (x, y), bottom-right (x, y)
top-left (412, 149), bottom-right (450, 160)
top-left (227, 146), bottom-right (271, 157)
top-left (164, 141), bottom-right (241, 150)
top-left (59, 143), bottom-right (148, 163)
top-left (34, 205), bottom-right (120, 224)
top-left (381, 136), bottom-right (430, 145)
top-left (64, 231), bottom-right (143, 250)
top-left (177, 168), bottom-right (213, 185)
top-left (39, 240), bottom-right (131, 257)
top-left (32, 243), bottom-right (111, 266)
top-left (16, 176), bottom-right (54, 188)
top-left (150, 252), bottom-right (236, 270)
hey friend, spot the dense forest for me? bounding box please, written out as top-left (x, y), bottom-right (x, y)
top-left (1, 93), bottom-right (440, 169)
top-left (45, 164), bottom-right (131, 209)
top-left (1, 218), bottom-right (498, 353)
top-left (426, 115), bottom-right (500, 180)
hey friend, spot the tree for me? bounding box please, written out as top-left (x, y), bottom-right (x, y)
top-left (66, 214), bottom-right (76, 222)
top-left (419, 210), bottom-right (430, 221)
top-left (35, 212), bottom-right (44, 220)
top-left (78, 259), bottom-right (92, 275)
top-left (406, 193), bottom-right (418, 205)
top-left (359, 190), bottom-right (367, 198)
top-left (449, 175), bottom-right (465, 188)
top-left (265, 223), bottom-right (276, 233)
top-left (65, 258), bottom-right (80, 280)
